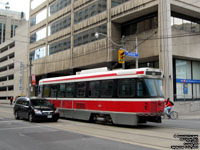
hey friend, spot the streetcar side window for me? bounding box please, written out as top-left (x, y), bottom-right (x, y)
top-left (118, 79), bottom-right (135, 97)
top-left (43, 85), bottom-right (50, 97)
top-left (137, 80), bottom-right (147, 97)
top-left (58, 83), bottom-right (66, 98)
top-left (100, 80), bottom-right (114, 98)
top-left (88, 81), bottom-right (100, 98)
top-left (50, 84), bottom-right (58, 98)
top-left (76, 82), bottom-right (87, 97)
top-left (38, 85), bottom-right (43, 97)
top-left (66, 83), bottom-right (74, 97)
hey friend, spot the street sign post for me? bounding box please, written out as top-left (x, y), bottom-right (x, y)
top-left (183, 83), bottom-right (188, 94)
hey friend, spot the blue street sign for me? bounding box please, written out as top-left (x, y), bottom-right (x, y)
top-left (125, 51), bottom-right (139, 58)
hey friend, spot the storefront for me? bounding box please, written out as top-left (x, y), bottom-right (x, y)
top-left (174, 59), bottom-right (200, 101)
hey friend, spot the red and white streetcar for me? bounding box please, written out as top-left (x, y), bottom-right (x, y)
top-left (38, 67), bottom-right (165, 125)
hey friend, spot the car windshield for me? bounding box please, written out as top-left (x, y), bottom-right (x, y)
top-left (31, 99), bottom-right (53, 107)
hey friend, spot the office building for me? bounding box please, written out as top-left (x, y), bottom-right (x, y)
top-left (0, 9), bottom-right (28, 100)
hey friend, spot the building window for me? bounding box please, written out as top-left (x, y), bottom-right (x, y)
top-left (121, 13), bottom-right (158, 36)
top-left (176, 60), bottom-right (192, 99)
top-left (48, 37), bottom-right (71, 55)
top-left (176, 60), bottom-right (191, 79)
top-left (175, 59), bottom-right (200, 101)
top-left (48, 15), bottom-right (71, 36)
top-left (31, 0), bottom-right (46, 10)
top-left (30, 8), bottom-right (47, 27)
top-left (111, 0), bottom-right (130, 7)
top-left (30, 27), bottom-right (46, 43)
top-left (0, 23), bottom-right (2, 44)
top-left (74, 24), bottom-right (107, 47)
top-left (3, 24), bottom-right (6, 42)
top-left (10, 25), bottom-right (18, 38)
top-left (171, 13), bottom-right (200, 33)
top-left (30, 46), bottom-right (46, 61)
top-left (49, 0), bottom-right (71, 16)
top-left (74, 0), bottom-right (107, 24)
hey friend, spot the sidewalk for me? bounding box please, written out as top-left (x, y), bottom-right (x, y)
top-left (0, 100), bottom-right (199, 120)
top-left (0, 100), bottom-right (10, 105)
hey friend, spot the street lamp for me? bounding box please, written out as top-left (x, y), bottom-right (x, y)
top-left (95, 32), bottom-right (122, 47)
top-left (95, 32), bottom-right (126, 69)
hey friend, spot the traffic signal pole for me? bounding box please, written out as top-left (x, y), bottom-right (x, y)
top-left (121, 36), bottom-right (126, 69)
top-left (136, 37), bottom-right (138, 68)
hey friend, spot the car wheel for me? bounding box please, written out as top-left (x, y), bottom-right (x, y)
top-left (28, 113), bottom-right (34, 122)
top-left (53, 118), bottom-right (58, 122)
top-left (14, 112), bottom-right (20, 120)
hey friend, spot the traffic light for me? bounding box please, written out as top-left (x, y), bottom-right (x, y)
top-left (118, 49), bottom-right (125, 64)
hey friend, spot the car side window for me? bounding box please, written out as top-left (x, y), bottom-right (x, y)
top-left (23, 101), bottom-right (29, 106)
top-left (16, 99), bottom-right (23, 105)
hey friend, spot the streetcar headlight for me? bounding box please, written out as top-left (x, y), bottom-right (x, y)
top-left (34, 109), bottom-right (42, 115)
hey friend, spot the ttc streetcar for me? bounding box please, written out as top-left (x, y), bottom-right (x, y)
top-left (38, 67), bottom-right (165, 126)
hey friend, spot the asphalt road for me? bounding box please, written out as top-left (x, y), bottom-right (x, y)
top-left (0, 105), bottom-right (199, 150)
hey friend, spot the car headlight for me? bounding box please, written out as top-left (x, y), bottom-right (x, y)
top-left (34, 109), bottom-right (42, 115)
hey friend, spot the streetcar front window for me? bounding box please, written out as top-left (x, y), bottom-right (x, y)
top-left (144, 79), bottom-right (163, 97)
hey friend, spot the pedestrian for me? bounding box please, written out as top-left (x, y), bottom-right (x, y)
top-left (164, 98), bottom-right (174, 118)
top-left (10, 96), bottom-right (13, 105)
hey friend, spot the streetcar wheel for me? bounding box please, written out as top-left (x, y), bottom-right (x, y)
top-left (170, 111), bottom-right (178, 120)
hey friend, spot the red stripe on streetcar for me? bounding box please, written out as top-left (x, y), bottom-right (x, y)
top-left (50, 99), bottom-right (164, 113)
top-left (43, 73), bottom-right (117, 83)
top-left (136, 71), bottom-right (144, 74)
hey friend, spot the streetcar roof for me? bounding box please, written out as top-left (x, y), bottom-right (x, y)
top-left (39, 68), bottom-right (162, 85)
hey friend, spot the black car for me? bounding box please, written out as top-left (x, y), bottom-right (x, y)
top-left (13, 97), bottom-right (59, 122)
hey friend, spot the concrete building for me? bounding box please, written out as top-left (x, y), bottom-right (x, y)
top-left (29, 0), bottom-right (200, 109)
top-left (0, 20), bottom-right (29, 100)
top-left (0, 9), bottom-right (26, 44)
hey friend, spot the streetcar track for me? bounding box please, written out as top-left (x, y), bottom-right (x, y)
top-left (1, 106), bottom-right (200, 150)
top-left (58, 119), bottom-right (200, 134)
top-left (42, 122), bottom-right (170, 150)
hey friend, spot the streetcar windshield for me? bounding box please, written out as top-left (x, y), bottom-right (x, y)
top-left (144, 79), bottom-right (163, 97)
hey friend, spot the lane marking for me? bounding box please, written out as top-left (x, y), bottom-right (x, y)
top-left (0, 126), bottom-right (43, 131)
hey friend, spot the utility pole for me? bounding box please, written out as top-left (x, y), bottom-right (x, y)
top-left (121, 35), bottom-right (126, 69)
top-left (29, 58), bottom-right (32, 97)
top-left (135, 37), bottom-right (138, 68)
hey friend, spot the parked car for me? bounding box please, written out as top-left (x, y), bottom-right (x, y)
top-left (13, 97), bottom-right (59, 122)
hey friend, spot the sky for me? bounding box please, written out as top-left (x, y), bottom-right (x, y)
top-left (0, 0), bottom-right (30, 19)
